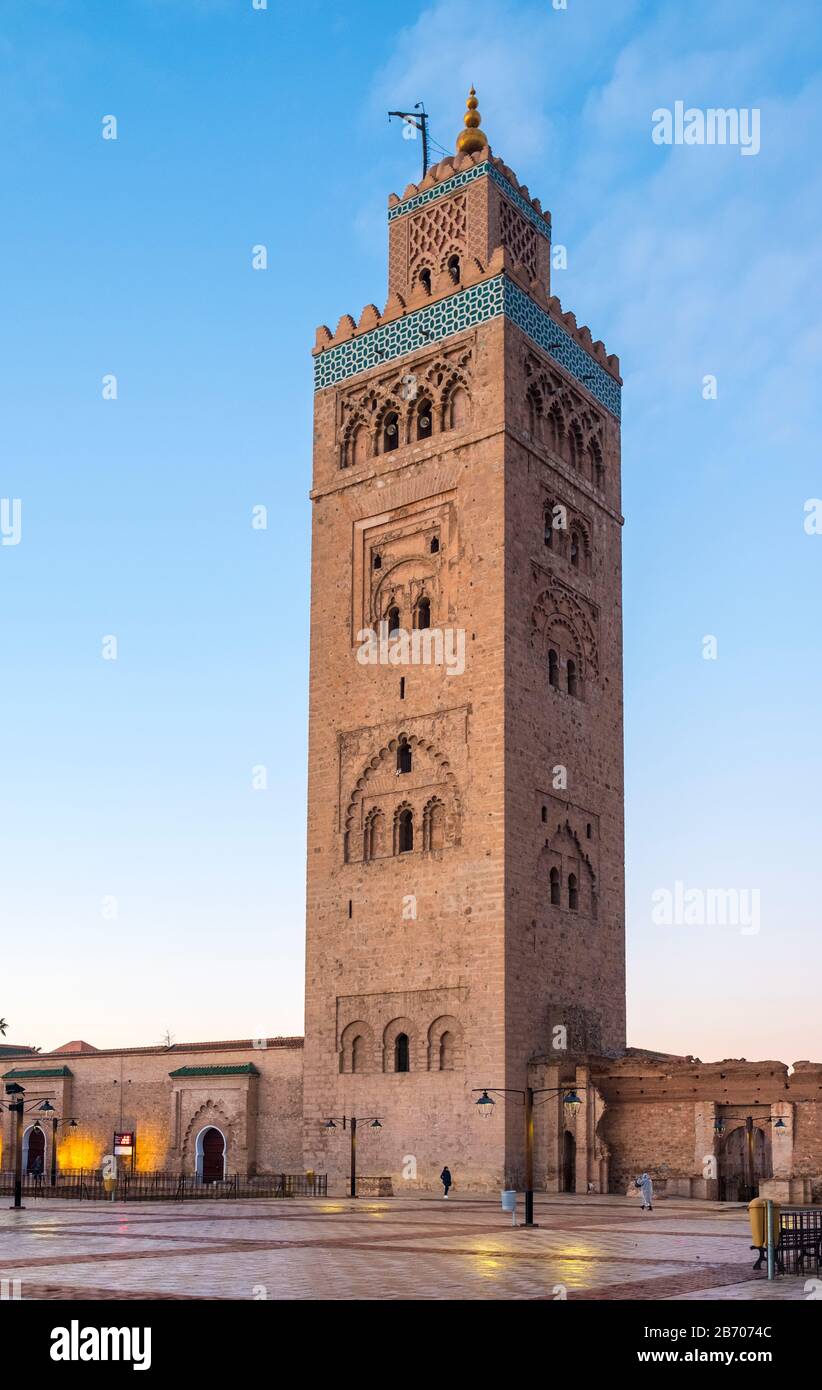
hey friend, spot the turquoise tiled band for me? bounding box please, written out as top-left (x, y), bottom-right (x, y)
top-left (388, 162), bottom-right (551, 243)
top-left (313, 274), bottom-right (620, 420)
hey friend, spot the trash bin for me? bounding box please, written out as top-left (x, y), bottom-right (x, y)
top-left (748, 1197), bottom-right (781, 1272)
top-left (501, 1189), bottom-right (516, 1212)
top-left (748, 1197), bottom-right (780, 1248)
top-left (103, 1176), bottom-right (117, 1202)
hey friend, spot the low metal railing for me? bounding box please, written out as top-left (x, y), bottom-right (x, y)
top-left (778, 1206), bottom-right (822, 1276)
top-left (0, 1169), bottom-right (327, 1201)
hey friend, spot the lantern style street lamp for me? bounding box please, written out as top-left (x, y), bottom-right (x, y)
top-left (473, 1084), bottom-right (588, 1227)
top-left (323, 1115), bottom-right (383, 1199)
top-left (35, 1101), bottom-right (79, 1186)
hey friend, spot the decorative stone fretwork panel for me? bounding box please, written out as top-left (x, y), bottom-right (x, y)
top-left (531, 574), bottom-right (600, 692)
top-left (538, 792), bottom-right (600, 922)
top-left (500, 199), bottom-right (538, 279)
top-left (539, 490), bottom-right (593, 575)
top-left (408, 194), bottom-right (467, 278)
top-left (351, 490), bottom-right (458, 641)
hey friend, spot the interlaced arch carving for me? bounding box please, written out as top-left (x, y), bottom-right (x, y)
top-left (532, 580), bottom-right (599, 686)
top-left (343, 733), bottom-right (463, 862)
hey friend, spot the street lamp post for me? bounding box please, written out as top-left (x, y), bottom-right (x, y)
top-left (474, 1085), bottom-right (586, 1227)
top-left (323, 1115), bottom-right (382, 1199)
top-left (2, 1084), bottom-right (60, 1210)
top-left (33, 1100), bottom-right (78, 1186)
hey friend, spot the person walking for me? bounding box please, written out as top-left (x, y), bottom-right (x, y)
top-left (635, 1171), bottom-right (654, 1210)
top-left (440, 1165), bottom-right (453, 1199)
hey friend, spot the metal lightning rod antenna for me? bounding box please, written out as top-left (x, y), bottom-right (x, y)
top-left (387, 102), bottom-right (430, 178)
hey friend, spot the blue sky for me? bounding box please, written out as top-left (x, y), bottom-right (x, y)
top-left (2, 0), bottom-right (820, 1062)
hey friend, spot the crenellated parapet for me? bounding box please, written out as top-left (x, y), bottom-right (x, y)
top-left (313, 250), bottom-right (621, 418)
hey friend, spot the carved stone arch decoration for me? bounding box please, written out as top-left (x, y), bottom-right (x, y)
top-left (422, 795), bottom-right (446, 851)
top-left (566, 414), bottom-right (585, 470)
top-left (340, 412), bottom-right (371, 469)
top-left (375, 396), bottom-right (406, 452)
top-left (393, 799), bottom-right (415, 854)
top-left (586, 431), bottom-right (605, 487)
top-left (339, 1019), bottom-right (376, 1074)
top-left (343, 733), bottom-right (463, 862)
top-left (440, 373), bottom-right (471, 431)
top-left (539, 822), bottom-right (598, 920)
top-left (370, 553), bottom-right (432, 628)
top-left (526, 380), bottom-right (544, 440)
top-left (531, 581), bottom-right (599, 682)
top-left (545, 397), bottom-right (566, 455)
top-left (181, 1100), bottom-right (233, 1172)
top-left (414, 257), bottom-right (436, 292)
top-left (427, 1014), bottom-right (464, 1071)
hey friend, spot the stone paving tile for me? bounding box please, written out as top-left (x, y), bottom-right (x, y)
top-left (0, 1195), bottom-right (806, 1301)
top-left (672, 1279), bottom-right (813, 1301)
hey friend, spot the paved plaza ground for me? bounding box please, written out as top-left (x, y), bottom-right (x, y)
top-left (0, 1193), bottom-right (814, 1301)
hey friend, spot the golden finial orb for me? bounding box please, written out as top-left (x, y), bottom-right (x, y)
top-left (456, 85), bottom-right (488, 155)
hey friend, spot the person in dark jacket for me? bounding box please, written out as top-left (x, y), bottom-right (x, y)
top-left (440, 1166), bottom-right (452, 1199)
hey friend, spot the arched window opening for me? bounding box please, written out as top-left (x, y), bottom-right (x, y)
top-left (430, 536), bottom-right (440, 554)
top-left (586, 822), bottom-right (592, 839)
top-left (447, 254), bottom-right (460, 283)
top-left (439, 1031), bottom-right (455, 1071)
top-left (415, 596), bottom-right (431, 630)
top-left (397, 740), bottom-right (412, 774)
top-left (544, 508), bottom-right (554, 547)
top-left (568, 873), bottom-right (579, 911)
top-left (395, 1033), bottom-right (410, 1072)
top-left (567, 659), bottom-right (578, 698)
top-left (570, 531), bottom-right (580, 567)
top-left (383, 411), bottom-right (399, 452)
top-left (416, 400), bottom-right (433, 441)
top-left (419, 268), bottom-right (432, 294)
top-left (397, 808), bottom-right (413, 854)
top-left (386, 605), bottom-right (400, 636)
top-left (447, 385), bottom-right (468, 430)
top-left (541, 806), bottom-right (547, 823)
top-left (550, 867), bottom-right (561, 906)
top-left (352, 1034), bottom-right (366, 1074)
top-left (548, 649), bottom-right (560, 689)
top-left (373, 553), bottom-right (382, 570)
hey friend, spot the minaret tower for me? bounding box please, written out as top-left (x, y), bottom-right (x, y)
top-left (303, 92), bottom-right (625, 1191)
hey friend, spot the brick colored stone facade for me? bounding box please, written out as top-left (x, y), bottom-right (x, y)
top-left (1, 1039), bottom-right (303, 1178)
top-left (303, 125), bottom-right (625, 1192)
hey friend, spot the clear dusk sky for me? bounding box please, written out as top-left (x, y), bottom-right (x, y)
top-left (2, 0), bottom-right (821, 1063)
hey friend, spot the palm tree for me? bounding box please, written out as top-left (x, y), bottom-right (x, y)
top-left (0, 1018), bottom-right (7, 1036)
